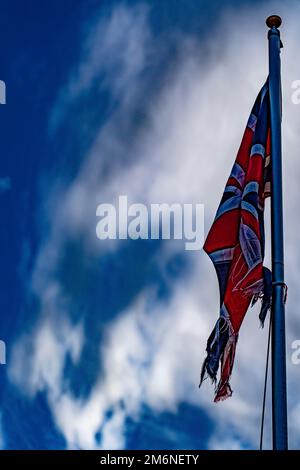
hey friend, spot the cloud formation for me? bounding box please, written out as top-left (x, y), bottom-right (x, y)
top-left (9, 1), bottom-right (300, 450)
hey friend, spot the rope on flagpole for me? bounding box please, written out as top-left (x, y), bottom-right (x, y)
top-left (259, 312), bottom-right (272, 450)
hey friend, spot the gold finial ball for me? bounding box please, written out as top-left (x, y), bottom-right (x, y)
top-left (266, 15), bottom-right (282, 29)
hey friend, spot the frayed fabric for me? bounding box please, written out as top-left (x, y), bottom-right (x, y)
top-left (200, 316), bottom-right (238, 402)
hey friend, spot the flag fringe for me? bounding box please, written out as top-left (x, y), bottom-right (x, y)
top-left (199, 316), bottom-right (238, 402)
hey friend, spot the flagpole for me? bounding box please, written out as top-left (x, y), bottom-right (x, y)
top-left (266, 15), bottom-right (288, 450)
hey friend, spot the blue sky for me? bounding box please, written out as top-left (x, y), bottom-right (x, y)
top-left (1, 0), bottom-right (300, 450)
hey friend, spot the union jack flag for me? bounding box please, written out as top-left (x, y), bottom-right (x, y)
top-left (201, 81), bottom-right (272, 402)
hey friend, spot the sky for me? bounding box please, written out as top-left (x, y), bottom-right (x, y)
top-left (1, 0), bottom-right (300, 450)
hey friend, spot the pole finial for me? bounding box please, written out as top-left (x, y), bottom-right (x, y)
top-left (266, 15), bottom-right (282, 29)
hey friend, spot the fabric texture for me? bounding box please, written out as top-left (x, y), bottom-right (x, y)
top-left (201, 81), bottom-right (272, 402)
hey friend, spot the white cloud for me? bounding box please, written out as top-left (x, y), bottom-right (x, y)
top-left (49, 4), bottom-right (150, 131)
top-left (208, 435), bottom-right (245, 451)
top-left (9, 318), bottom-right (84, 399)
top-left (9, 0), bottom-right (300, 450)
